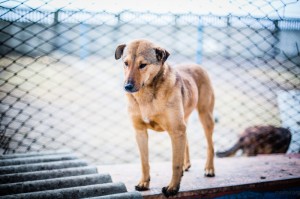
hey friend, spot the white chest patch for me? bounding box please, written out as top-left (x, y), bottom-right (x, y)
top-left (143, 117), bottom-right (150, 124)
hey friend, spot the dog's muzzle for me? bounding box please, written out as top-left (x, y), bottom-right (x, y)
top-left (124, 82), bottom-right (137, 93)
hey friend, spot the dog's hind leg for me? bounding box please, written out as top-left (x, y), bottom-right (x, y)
top-left (197, 84), bottom-right (215, 177)
top-left (198, 110), bottom-right (215, 177)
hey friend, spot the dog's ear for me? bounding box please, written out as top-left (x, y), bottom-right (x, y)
top-left (115, 44), bottom-right (126, 60)
top-left (155, 47), bottom-right (170, 63)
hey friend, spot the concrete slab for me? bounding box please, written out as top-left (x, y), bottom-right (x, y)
top-left (98, 154), bottom-right (300, 198)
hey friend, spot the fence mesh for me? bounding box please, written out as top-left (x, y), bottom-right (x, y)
top-left (1, 0), bottom-right (300, 164)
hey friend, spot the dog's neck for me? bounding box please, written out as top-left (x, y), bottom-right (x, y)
top-left (133, 63), bottom-right (174, 101)
top-left (149, 63), bottom-right (168, 90)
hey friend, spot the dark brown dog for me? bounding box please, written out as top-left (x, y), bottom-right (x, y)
top-left (115, 39), bottom-right (215, 197)
top-left (216, 125), bottom-right (291, 157)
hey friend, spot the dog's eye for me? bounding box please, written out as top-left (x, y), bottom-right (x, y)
top-left (139, 64), bottom-right (147, 69)
top-left (124, 62), bottom-right (128, 67)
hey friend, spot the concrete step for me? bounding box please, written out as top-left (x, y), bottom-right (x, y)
top-left (0, 173), bottom-right (112, 196)
top-left (0, 154), bottom-right (79, 166)
top-left (1, 182), bottom-right (127, 199)
top-left (0, 151), bottom-right (142, 199)
top-left (0, 159), bottom-right (88, 174)
top-left (0, 150), bottom-right (72, 159)
top-left (0, 166), bottom-right (98, 184)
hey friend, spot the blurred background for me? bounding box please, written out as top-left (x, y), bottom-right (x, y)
top-left (0, 0), bottom-right (299, 164)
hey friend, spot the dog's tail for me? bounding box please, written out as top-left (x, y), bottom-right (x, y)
top-left (216, 142), bottom-right (241, 158)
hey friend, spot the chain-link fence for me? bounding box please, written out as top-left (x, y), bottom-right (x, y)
top-left (1, 0), bottom-right (300, 164)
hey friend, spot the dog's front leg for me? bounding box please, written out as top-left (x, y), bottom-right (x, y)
top-left (135, 129), bottom-right (150, 191)
top-left (162, 124), bottom-right (186, 197)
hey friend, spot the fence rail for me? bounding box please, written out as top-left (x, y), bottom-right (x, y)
top-left (2, 7), bottom-right (300, 29)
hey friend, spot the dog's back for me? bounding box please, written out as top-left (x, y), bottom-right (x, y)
top-left (175, 64), bottom-right (215, 119)
top-left (216, 125), bottom-right (292, 157)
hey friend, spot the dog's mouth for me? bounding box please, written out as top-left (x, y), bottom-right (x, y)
top-left (124, 88), bottom-right (139, 93)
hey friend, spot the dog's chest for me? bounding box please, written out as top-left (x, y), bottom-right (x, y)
top-left (135, 102), bottom-right (164, 131)
top-left (138, 98), bottom-right (164, 121)
top-left (131, 91), bottom-right (166, 130)
top-left (139, 102), bottom-right (158, 122)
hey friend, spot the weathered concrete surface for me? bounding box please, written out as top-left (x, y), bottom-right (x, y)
top-left (86, 191), bottom-right (143, 199)
top-left (98, 154), bottom-right (300, 199)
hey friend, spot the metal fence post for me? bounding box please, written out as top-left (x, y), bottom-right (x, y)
top-left (52, 10), bottom-right (60, 51)
top-left (272, 19), bottom-right (280, 58)
top-left (196, 16), bottom-right (203, 64)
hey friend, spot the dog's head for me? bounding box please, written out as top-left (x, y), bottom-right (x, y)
top-left (115, 39), bottom-right (170, 93)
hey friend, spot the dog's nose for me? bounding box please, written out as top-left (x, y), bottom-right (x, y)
top-left (124, 83), bottom-right (134, 92)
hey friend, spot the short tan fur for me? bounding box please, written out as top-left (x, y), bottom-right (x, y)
top-left (115, 39), bottom-right (215, 197)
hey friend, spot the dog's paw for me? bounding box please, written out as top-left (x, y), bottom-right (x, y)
top-left (183, 163), bottom-right (191, 172)
top-left (204, 168), bottom-right (215, 177)
top-left (135, 180), bottom-right (150, 191)
top-left (162, 185), bottom-right (180, 198)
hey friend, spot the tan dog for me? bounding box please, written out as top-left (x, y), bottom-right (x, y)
top-left (115, 39), bottom-right (215, 197)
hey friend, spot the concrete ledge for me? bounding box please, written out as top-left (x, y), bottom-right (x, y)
top-left (98, 154), bottom-right (300, 198)
top-left (85, 191), bottom-right (144, 199)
